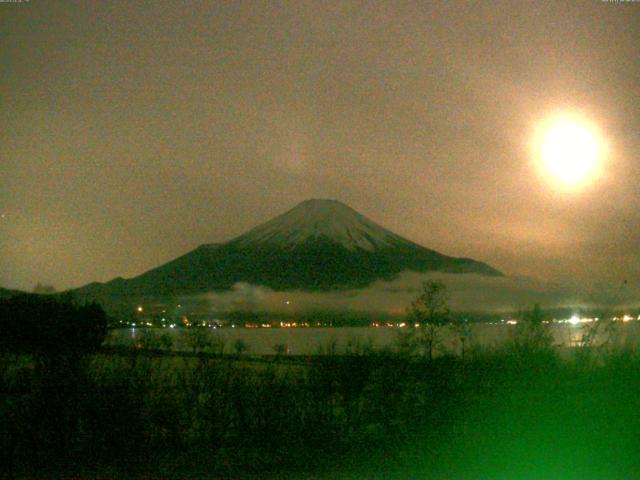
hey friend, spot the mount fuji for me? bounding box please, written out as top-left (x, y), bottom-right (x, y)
top-left (75, 199), bottom-right (501, 300)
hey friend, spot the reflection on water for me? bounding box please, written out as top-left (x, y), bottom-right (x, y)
top-left (107, 321), bottom-right (640, 356)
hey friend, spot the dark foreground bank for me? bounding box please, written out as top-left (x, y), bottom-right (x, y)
top-left (2, 342), bottom-right (640, 479)
top-left (2, 294), bottom-right (640, 479)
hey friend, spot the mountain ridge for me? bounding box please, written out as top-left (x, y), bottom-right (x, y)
top-left (73, 199), bottom-right (502, 302)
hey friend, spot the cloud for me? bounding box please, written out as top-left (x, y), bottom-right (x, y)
top-left (198, 282), bottom-right (270, 311)
top-left (185, 271), bottom-right (640, 315)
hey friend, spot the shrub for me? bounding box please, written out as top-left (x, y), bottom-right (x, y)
top-left (0, 294), bottom-right (107, 354)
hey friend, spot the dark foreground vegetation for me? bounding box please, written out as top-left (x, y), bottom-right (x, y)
top-left (2, 294), bottom-right (640, 478)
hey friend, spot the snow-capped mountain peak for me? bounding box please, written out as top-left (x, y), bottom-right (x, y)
top-left (229, 199), bottom-right (414, 251)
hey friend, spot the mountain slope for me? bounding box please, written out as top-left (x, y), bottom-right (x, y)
top-left (0, 287), bottom-right (23, 299)
top-left (75, 199), bottom-right (502, 299)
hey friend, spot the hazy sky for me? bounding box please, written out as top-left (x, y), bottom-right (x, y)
top-left (1, 0), bottom-right (639, 291)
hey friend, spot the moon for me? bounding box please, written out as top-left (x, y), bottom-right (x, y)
top-left (536, 114), bottom-right (604, 188)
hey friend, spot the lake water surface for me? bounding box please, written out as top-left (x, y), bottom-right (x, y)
top-left (107, 321), bottom-right (640, 356)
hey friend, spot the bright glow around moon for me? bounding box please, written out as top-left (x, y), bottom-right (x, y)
top-left (536, 114), bottom-right (604, 188)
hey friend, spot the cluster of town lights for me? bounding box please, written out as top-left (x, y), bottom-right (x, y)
top-left (561, 314), bottom-right (638, 325)
top-left (128, 305), bottom-right (640, 329)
